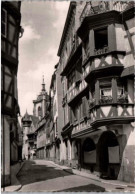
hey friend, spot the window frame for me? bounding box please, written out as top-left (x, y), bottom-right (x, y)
top-left (94, 27), bottom-right (108, 51)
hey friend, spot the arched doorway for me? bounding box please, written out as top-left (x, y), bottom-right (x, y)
top-left (83, 138), bottom-right (96, 171)
top-left (97, 131), bottom-right (120, 179)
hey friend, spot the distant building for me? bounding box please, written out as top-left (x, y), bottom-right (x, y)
top-left (1, 1), bottom-right (22, 186)
top-left (47, 63), bottom-right (64, 163)
top-left (22, 111), bottom-right (39, 160)
top-left (57, 1), bottom-right (135, 183)
top-left (34, 78), bottom-right (50, 159)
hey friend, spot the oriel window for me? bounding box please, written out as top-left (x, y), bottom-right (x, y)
top-left (2, 9), bottom-right (7, 38)
top-left (94, 27), bottom-right (108, 50)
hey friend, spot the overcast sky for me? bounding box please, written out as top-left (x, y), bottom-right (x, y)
top-left (18, 1), bottom-right (70, 117)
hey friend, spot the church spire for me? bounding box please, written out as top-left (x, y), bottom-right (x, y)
top-left (42, 75), bottom-right (45, 91)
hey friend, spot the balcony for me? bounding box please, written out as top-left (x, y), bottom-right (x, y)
top-left (67, 79), bottom-right (88, 106)
top-left (83, 52), bottom-right (124, 82)
top-left (71, 117), bottom-right (91, 138)
top-left (80, 1), bottom-right (132, 23)
top-left (90, 96), bottom-right (134, 127)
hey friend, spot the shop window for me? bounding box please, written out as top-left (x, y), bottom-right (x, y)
top-left (2, 9), bottom-right (7, 38)
top-left (94, 28), bottom-right (108, 51)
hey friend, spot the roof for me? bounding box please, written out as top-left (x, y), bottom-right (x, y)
top-left (57, 2), bottom-right (76, 56)
top-left (22, 110), bottom-right (30, 122)
top-left (22, 111), bottom-right (39, 128)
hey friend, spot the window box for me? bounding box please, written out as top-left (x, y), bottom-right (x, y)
top-left (117, 93), bottom-right (128, 103)
top-left (99, 95), bottom-right (113, 104)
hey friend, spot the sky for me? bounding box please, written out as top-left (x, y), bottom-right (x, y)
top-left (18, 1), bottom-right (70, 117)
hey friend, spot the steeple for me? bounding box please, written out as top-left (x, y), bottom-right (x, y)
top-left (42, 75), bottom-right (45, 92)
top-left (22, 109), bottom-right (30, 122)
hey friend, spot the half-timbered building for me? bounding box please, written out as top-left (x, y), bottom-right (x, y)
top-left (1, 1), bottom-right (23, 186)
top-left (58, 1), bottom-right (135, 183)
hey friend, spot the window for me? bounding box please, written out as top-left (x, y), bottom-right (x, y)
top-left (117, 82), bottom-right (128, 103)
top-left (99, 81), bottom-right (112, 103)
top-left (2, 9), bottom-right (7, 37)
top-left (100, 87), bottom-right (112, 98)
top-left (95, 27), bottom-right (108, 50)
top-left (38, 106), bottom-right (42, 117)
top-left (117, 86), bottom-right (124, 97)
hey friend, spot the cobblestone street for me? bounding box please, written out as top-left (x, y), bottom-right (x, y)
top-left (17, 160), bottom-right (106, 192)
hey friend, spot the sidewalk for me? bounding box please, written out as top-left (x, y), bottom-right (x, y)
top-left (1, 161), bottom-right (24, 192)
top-left (48, 160), bottom-right (135, 192)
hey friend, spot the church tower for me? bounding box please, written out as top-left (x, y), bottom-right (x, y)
top-left (33, 76), bottom-right (49, 120)
top-left (21, 110), bottom-right (31, 160)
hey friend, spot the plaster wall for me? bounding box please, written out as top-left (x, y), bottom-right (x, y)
top-left (60, 140), bottom-right (67, 161)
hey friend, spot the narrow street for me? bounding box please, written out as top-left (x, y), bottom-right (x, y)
top-left (17, 160), bottom-right (106, 192)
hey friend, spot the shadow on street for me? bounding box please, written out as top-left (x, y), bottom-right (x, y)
top-left (17, 160), bottom-right (71, 186)
top-left (60, 183), bottom-right (105, 192)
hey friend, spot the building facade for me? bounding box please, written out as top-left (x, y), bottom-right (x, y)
top-left (22, 111), bottom-right (38, 160)
top-left (48, 64), bottom-right (64, 163)
top-left (1, 1), bottom-right (23, 186)
top-left (57, 1), bottom-right (135, 183)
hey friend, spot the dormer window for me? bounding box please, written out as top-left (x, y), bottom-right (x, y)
top-left (94, 27), bottom-right (108, 53)
top-left (2, 9), bottom-right (7, 38)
